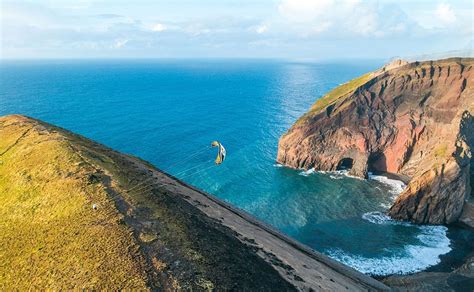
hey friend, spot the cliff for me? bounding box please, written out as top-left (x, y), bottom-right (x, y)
top-left (0, 115), bottom-right (387, 290)
top-left (277, 58), bottom-right (474, 224)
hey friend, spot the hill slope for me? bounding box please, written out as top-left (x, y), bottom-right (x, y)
top-left (0, 115), bottom-right (387, 290)
top-left (277, 58), bottom-right (474, 224)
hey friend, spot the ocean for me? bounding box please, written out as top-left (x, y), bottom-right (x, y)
top-left (1, 59), bottom-right (472, 276)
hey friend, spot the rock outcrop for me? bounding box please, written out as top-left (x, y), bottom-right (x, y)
top-left (383, 255), bottom-right (474, 291)
top-left (277, 58), bottom-right (474, 224)
top-left (459, 201), bottom-right (474, 228)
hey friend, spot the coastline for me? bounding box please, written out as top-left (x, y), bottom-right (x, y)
top-left (366, 172), bottom-right (474, 278)
top-left (304, 168), bottom-right (474, 279)
top-left (364, 172), bottom-right (474, 285)
top-left (368, 170), bottom-right (411, 186)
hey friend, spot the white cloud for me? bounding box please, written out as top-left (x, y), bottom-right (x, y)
top-left (311, 21), bottom-right (332, 34)
top-left (435, 3), bottom-right (455, 24)
top-left (1, 0), bottom-right (472, 59)
top-left (279, 0), bottom-right (334, 23)
top-left (112, 39), bottom-right (129, 49)
top-left (276, 0), bottom-right (421, 38)
top-left (151, 23), bottom-right (167, 32)
top-left (277, 0), bottom-right (383, 36)
top-left (256, 24), bottom-right (268, 34)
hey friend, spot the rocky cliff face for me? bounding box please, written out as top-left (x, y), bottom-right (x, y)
top-left (277, 58), bottom-right (474, 224)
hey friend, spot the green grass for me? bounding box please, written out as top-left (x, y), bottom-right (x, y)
top-left (0, 115), bottom-right (297, 291)
top-left (294, 72), bottom-right (373, 125)
top-left (0, 115), bottom-right (149, 290)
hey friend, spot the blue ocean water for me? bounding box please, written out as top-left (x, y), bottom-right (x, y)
top-left (1, 59), bottom-right (471, 276)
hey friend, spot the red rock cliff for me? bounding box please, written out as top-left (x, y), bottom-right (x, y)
top-left (277, 58), bottom-right (474, 224)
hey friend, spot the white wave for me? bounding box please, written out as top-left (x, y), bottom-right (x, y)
top-left (368, 173), bottom-right (406, 195)
top-left (315, 169), bottom-right (366, 180)
top-left (362, 211), bottom-right (395, 225)
top-left (300, 168), bottom-right (365, 180)
top-left (379, 202), bottom-right (392, 209)
top-left (344, 172), bottom-right (365, 180)
top-left (368, 173), bottom-right (406, 208)
top-left (362, 211), bottom-right (415, 227)
top-left (273, 163), bottom-right (284, 168)
top-left (299, 168), bottom-right (315, 176)
top-left (355, 211), bottom-right (452, 275)
top-left (327, 224), bottom-right (451, 276)
top-left (323, 169), bottom-right (347, 179)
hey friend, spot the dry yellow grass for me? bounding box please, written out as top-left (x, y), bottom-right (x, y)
top-left (0, 115), bottom-right (306, 291)
top-left (0, 115), bottom-right (149, 290)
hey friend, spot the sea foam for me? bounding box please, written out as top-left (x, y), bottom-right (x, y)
top-left (367, 172), bottom-right (406, 208)
top-left (327, 230), bottom-right (451, 276)
top-left (353, 211), bottom-right (452, 275)
top-left (289, 161), bottom-right (451, 276)
top-left (327, 235), bottom-right (451, 276)
top-left (368, 172), bottom-right (406, 195)
top-left (298, 168), bottom-right (315, 176)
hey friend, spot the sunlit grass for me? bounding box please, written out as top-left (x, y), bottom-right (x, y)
top-left (0, 116), bottom-right (148, 290)
top-left (0, 115), bottom-right (242, 290)
top-left (294, 72), bottom-right (373, 125)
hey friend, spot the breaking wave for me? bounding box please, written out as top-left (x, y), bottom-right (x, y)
top-left (298, 168), bottom-right (315, 176)
top-left (368, 172), bottom-right (406, 196)
top-left (348, 211), bottom-right (452, 275)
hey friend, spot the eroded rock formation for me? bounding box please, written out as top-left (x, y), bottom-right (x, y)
top-left (277, 58), bottom-right (474, 224)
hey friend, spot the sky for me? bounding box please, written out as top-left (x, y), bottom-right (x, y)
top-left (1, 0), bottom-right (473, 60)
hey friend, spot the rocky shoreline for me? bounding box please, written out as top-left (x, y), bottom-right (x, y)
top-left (277, 58), bottom-right (474, 290)
top-left (278, 58), bottom-right (474, 227)
top-left (383, 255), bottom-right (474, 291)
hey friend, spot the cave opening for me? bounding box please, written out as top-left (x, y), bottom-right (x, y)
top-left (368, 151), bottom-right (387, 173)
top-left (336, 158), bottom-right (354, 170)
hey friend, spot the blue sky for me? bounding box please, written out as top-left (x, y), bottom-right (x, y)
top-left (1, 0), bottom-right (472, 59)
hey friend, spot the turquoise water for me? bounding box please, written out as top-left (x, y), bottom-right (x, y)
top-left (1, 59), bottom-right (471, 276)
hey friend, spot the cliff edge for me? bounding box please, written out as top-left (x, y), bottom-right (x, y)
top-left (277, 58), bottom-right (474, 225)
top-left (0, 115), bottom-right (387, 290)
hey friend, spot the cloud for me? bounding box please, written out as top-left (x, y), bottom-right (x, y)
top-left (276, 0), bottom-right (420, 38)
top-left (112, 39), bottom-right (129, 48)
top-left (96, 13), bottom-right (124, 19)
top-left (255, 24), bottom-right (268, 34)
top-left (277, 0), bottom-right (380, 36)
top-left (435, 3), bottom-right (455, 24)
top-left (1, 0), bottom-right (472, 59)
top-left (151, 23), bottom-right (167, 32)
top-left (278, 0), bottom-right (334, 23)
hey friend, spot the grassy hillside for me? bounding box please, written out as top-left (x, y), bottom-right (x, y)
top-left (0, 115), bottom-right (299, 290)
top-left (0, 115), bottom-right (149, 289)
top-left (295, 72), bottom-right (373, 125)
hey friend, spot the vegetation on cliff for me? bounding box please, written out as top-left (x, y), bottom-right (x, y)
top-left (296, 72), bottom-right (373, 125)
top-left (0, 115), bottom-right (296, 290)
top-left (0, 115), bottom-right (149, 289)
